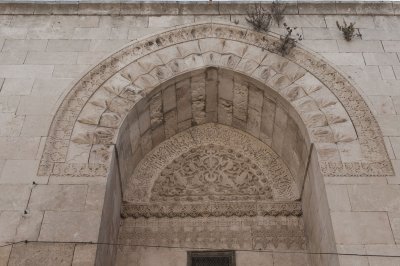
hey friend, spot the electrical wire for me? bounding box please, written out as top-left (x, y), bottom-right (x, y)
top-left (2, 240), bottom-right (400, 258)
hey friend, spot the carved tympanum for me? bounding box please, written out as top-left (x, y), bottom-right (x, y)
top-left (151, 144), bottom-right (273, 202)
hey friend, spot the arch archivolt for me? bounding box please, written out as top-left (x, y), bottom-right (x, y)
top-left (38, 22), bottom-right (393, 180)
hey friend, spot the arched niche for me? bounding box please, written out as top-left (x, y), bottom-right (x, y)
top-left (36, 23), bottom-right (393, 266)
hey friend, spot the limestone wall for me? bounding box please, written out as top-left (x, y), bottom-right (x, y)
top-left (1, 2), bottom-right (400, 266)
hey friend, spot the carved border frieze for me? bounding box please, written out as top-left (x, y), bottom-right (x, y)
top-left (38, 22), bottom-right (393, 178)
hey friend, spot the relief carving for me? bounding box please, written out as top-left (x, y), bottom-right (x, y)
top-left (151, 144), bottom-right (273, 202)
top-left (39, 22), bottom-right (393, 179)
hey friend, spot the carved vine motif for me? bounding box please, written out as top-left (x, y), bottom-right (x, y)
top-left (124, 123), bottom-right (299, 203)
top-left (151, 144), bottom-right (273, 202)
top-left (38, 23), bottom-right (393, 178)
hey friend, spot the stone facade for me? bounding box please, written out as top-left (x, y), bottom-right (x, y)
top-left (1, 1), bottom-right (400, 266)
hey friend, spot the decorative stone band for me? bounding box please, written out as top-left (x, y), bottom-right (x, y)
top-left (119, 220), bottom-right (306, 250)
top-left (320, 161), bottom-right (394, 177)
top-left (38, 22), bottom-right (393, 178)
top-left (121, 202), bottom-right (302, 218)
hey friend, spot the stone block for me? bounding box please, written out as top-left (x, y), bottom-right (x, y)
top-left (236, 251), bottom-right (273, 266)
top-left (53, 65), bottom-right (90, 79)
top-left (0, 137), bottom-right (40, 160)
top-left (2, 40), bottom-right (47, 52)
top-left (369, 257), bottom-right (400, 266)
top-left (337, 40), bottom-right (383, 53)
top-left (383, 41), bottom-right (400, 52)
top-left (0, 51), bottom-right (28, 65)
top-left (8, 243), bottom-right (74, 266)
top-left (31, 78), bottom-right (71, 98)
top-left (0, 245), bottom-right (11, 266)
top-left (77, 52), bottom-right (108, 65)
top-left (387, 213), bottom-right (400, 244)
top-left (27, 26), bottom-right (75, 39)
top-left (0, 78), bottom-right (34, 96)
top-left (85, 184), bottom-right (105, 211)
top-left (302, 27), bottom-right (342, 40)
top-left (0, 51), bottom-right (24, 65)
top-left (0, 96), bottom-right (20, 113)
top-left (348, 185), bottom-right (400, 212)
top-left (176, 79), bottom-right (191, 123)
top-left (325, 15), bottom-right (375, 29)
top-left (321, 53), bottom-right (365, 66)
top-left (14, 211), bottom-right (43, 242)
top-left (148, 15), bottom-right (194, 27)
top-left (0, 185), bottom-right (30, 210)
top-left (89, 40), bottom-right (129, 52)
top-left (164, 110), bottom-right (177, 139)
top-left (331, 212), bottom-right (394, 244)
top-left (0, 65), bottom-right (53, 79)
top-left (0, 211), bottom-right (20, 243)
top-left (326, 185), bottom-right (351, 211)
top-left (232, 81), bottom-right (248, 121)
top-left (302, 40), bottom-right (338, 53)
top-left (218, 99), bottom-right (232, 126)
top-left (246, 107), bottom-right (261, 138)
top-left (99, 16), bottom-right (148, 28)
top-left (39, 211), bottom-right (101, 242)
top-left (284, 15), bottom-right (326, 28)
top-left (0, 114), bottom-right (24, 137)
top-left (0, 27), bottom-right (27, 39)
top-left (364, 53), bottom-right (400, 66)
top-left (0, 160), bottom-right (47, 184)
top-left (25, 51), bottom-right (78, 65)
top-left (47, 39), bottom-right (90, 52)
top-left (390, 137), bottom-right (400, 159)
top-left (72, 244), bottom-right (97, 266)
top-left (273, 253), bottom-right (310, 266)
top-left (393, 96), bottom-right (400, 113)
top-left (380, 66), bottom-right (396, 80)
top-left (370, 96), bottom-right (396, 115)
top-left (20, 115), bottom-right (52, 137)
top-left (339, 255), bottom-right (369, 266)
top-left (377, 115), bottom-right (400, 136)
top-left (205, 68), bottom-right (218, 113)
top-left (260, 97), bottom-right (276, 141)
top-left (29, 185), bottom-right (87, 211)
top-left (73, 27), bottom-right (111, 40)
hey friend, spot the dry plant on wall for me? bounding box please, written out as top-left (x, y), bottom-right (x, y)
top-left (246, 4), bottom-right (273, 33)
top-left (278, 23), bottom-right (303, 56)
top-left (271, 0), bottom-right (286, 26)
top-left (336, 20), bottom-right (362, 41)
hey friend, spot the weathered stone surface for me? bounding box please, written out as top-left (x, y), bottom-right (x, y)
top-left (332, 212), bottom-right (394, 244)
top-left (8, 243), bottom-right (74, 266)
top-left (39, 211), bottom-right (101, 242)
top-left (72, 244), bottom-right (97, 266)
top-left (0, 185), bottom-right (30, 210)
top-left (14, 211), bottom-right (43, 242)
top-left (28, 185), bottom-right (87, 211)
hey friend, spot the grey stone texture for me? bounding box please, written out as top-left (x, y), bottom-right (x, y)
top-left (0, 2), bottom-right (399, 266)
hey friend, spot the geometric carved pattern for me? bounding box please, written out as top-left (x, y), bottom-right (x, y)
top-left (119, 216), bottom-right (306, 250)
top-left (122, 202), bottom-right (302, 218)
top-left (39, 22), bottom-right (393, 179)
top-left (124, 123), bottom-right (299, 204)
top-left (152, 144), bottom-right (273, 202)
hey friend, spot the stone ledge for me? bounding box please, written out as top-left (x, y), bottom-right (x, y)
top-left (0, 1), bottom-right (397, 16)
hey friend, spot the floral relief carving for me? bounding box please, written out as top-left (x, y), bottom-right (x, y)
top-left (124, 123), bottom-right (299, 204)
top-left (151, 144), bottom-right (273, 202)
